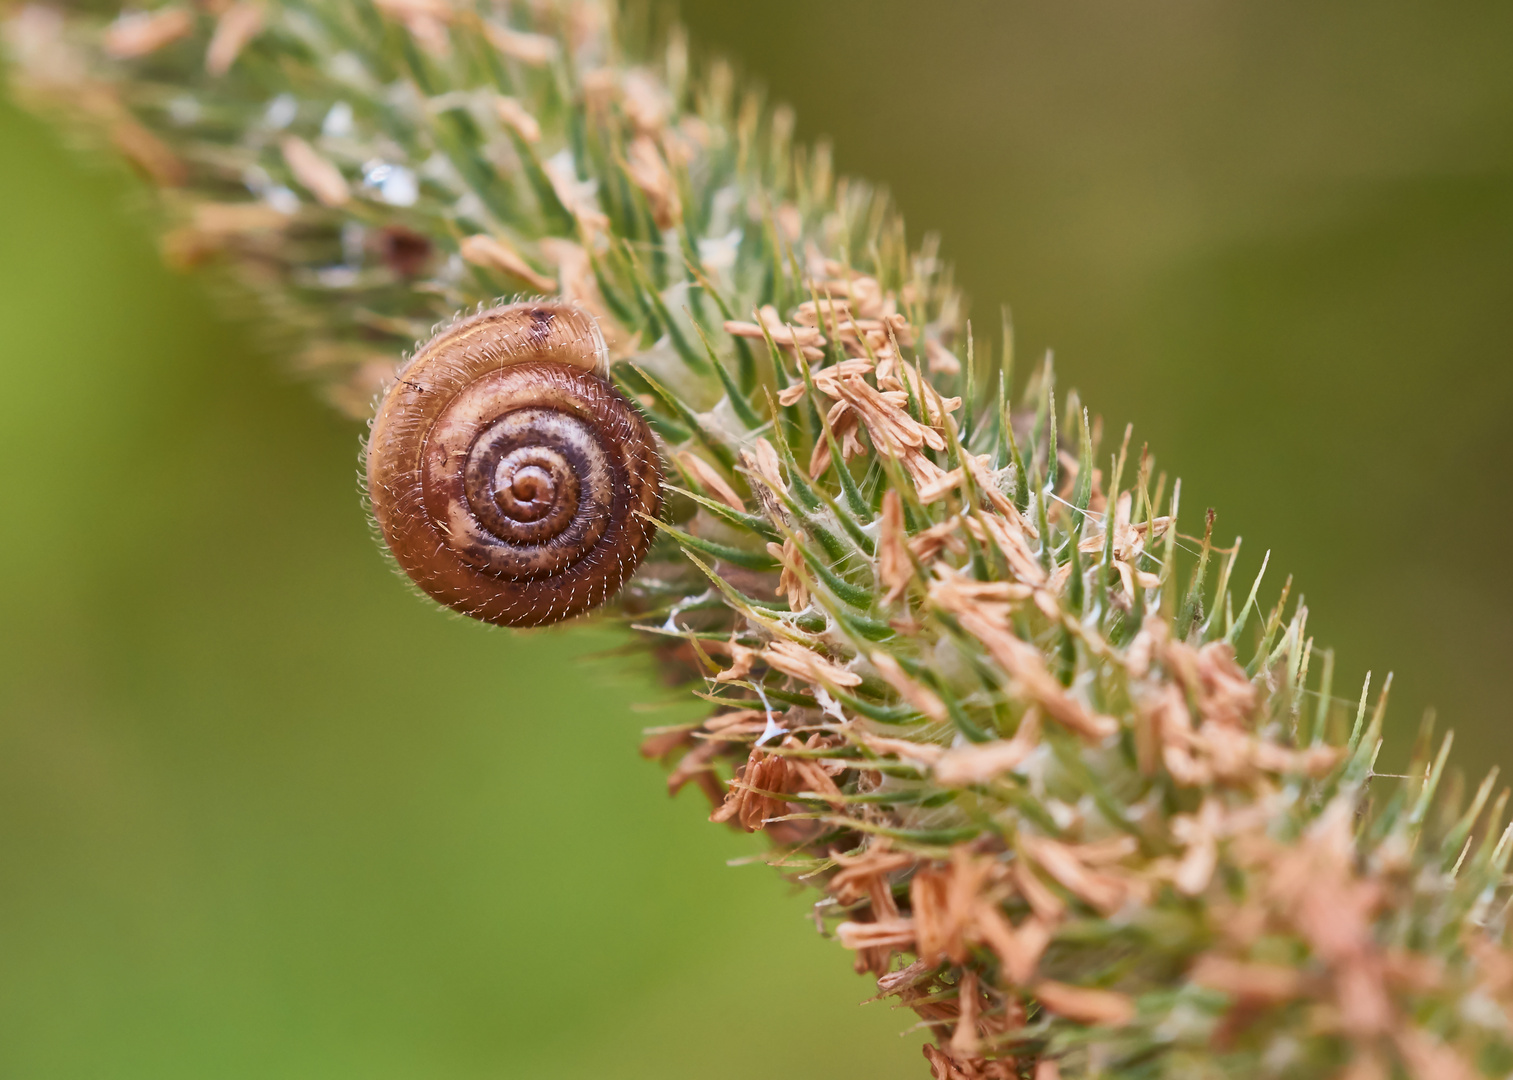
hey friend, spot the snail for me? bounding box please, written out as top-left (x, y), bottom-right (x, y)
top-left (365, 301), bottom-right (662, 627)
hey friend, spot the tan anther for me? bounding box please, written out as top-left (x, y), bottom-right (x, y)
top-left (624, 134), bottom-right (681, 228)
top-left (372, 0), bottom-right (452, 54)
top-left (1033, 981), bottom-right (1135, 1026)
top-left (713, 640), bottom-right (755, 684)
top-left (482, 22), bottom-right (558, 66)
top-left (858, 733), bottom-right (944, 770)
top-left (741, 437), bottom-right (786, 493)
top-left (909, 517), bottom-right (969, 564)
top-left (976, 904), bottom-right (1052, 986)
top-left (761, 640), bottom-right (860, 689)
top-left (537, 238), bottom-right (622, 344)
top-left (205, 2), bottom-right (262, 75)
top-left (539, 154), bottom-right (610, 234)
top-left (949, 969), bottom-right (981, 1058)
top-left (917, 467), bottom-right (965, 504)
top-left (777, 358), bottom-right (873, 405)
top-left (765, 538), bottom-right (809, 613)
top-left (678, 451), bottom-right (744, 512)
top-left (724, 305), bottom-right (827, 361)
top-left (458, 234), bottom-right (557, 293)
top-left (930, 571), bottom-right (1115, 740)
top-left (934, 710), bottom-right (1041, 787)
top-left (828, 844), bottom-right (915, 906)
top-left (1020, 835), bottom-right (1137, 916)
top-left (280, 136), bottom-right (349, 207)
top-left (621, 68), bottom-right (671, 132)
top-left (112, 119), bottom-right (186, 186)
top-left (835, 918), bottom-right (916, 951)
top-left (1188, 954), bottom-right (1305, 1004)
top-left (493, 95), bottom-right (541, 142)
top-left (877, 490), bottom-right (912, 604)
top-left (105, 7), bottom-right (193, 59)
top-left (925, 338), bottom-right (962, 375)
top-left (1170, 796), bottom-right (1223, 895)
top-left (869, 652), bottom-right (946, 722)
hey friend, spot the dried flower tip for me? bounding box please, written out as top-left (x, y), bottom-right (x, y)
top-left (621, 69), bottom-right (672, 133)
top-left (711, 737), bottom-right (834, 832)
top-left (829, 844), bottom-right (915, 905)
top-left (931, 574), bottom-right (1115, 739)
top-left (712, 641), bottom-right (755, 684)
top-left (859, 735), bottom-right (944, 774)
top-left (494, 96), bottom-right (541, 142)
top-left (678, 451), bottom-right (744, 512)
top-left (877, 490), bottom-right (913, 604)
top-left (762, 640), bottom-right (860, 688)
top-left (482, 21), bottom-right (558, 66)
top-left (724, 306), bottom-right (826, 360)
top-left (835, 918), bottom-right (915, 951)
top-left (537, 239), bottom-right (615, 332)
top-left (161, 200), bottom-right (290, 265)
top-left (638, 725), bottom-right (694, 760)
top-left (934, 711), bottom-right (1041, 786)
top-left (776, 357), bottom-right (874, 405)
top-left (458, 234), bottom-right (556, 293)
top-left (1188, 954), bottom-right (1305, 1004)
top-left (976, 904), bottom-right (1052, 985)
top-left (280, 137), bottom-right (349, 207)
top-left (703, 708), bottom-right (767, 733)
top-left (925, 338), bottom-right (961, 375)
top-left (1033, 980), bottom-right (1136, 1026)
top-left (869, 652), bottom-right (946, 722)
top-left (765, 539), bottom-right (809, 612)
top-left (949, 969), bottom-right (982, 1058)
top-left (373, 0), bottom-right (453, 54)
top-left (205, 2), bottom-right (262, 76)
top-left (539, 155), bottom-right (610, 234)
top-left (624, 135), bottom-right (681, 228)
top-left (102, 114), bottom-right (184, 186)
top-left (741, 437), bottom-right (786, 494)
top-left (1021, 835), bottom-right (1139, 916)
top-left (917, 467), bottom-right (965, 504)
top-left (104, 7), bottom-right (193, 59)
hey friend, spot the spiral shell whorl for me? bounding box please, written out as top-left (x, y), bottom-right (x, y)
top-left (365, 302), bottom-right (661, 628)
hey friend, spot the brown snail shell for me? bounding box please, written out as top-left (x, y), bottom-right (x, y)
top-left (365, 301), bottom-right (662, 627)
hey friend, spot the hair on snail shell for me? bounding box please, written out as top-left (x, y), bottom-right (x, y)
top-left (365, 301), bottom-right (663, 628)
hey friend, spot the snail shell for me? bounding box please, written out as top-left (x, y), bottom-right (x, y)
top-left (365, 302), bottom-right (662, 627)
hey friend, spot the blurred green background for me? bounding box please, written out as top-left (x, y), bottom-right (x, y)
top-left (1, 1), bottom-right (1511, 1076)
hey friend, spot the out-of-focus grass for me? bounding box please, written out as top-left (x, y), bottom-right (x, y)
top-left (2, 1), bottom-right (1512, 1076)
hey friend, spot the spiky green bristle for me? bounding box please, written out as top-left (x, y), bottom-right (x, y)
top-left (10, 3), bottom-right (1513, 1078)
